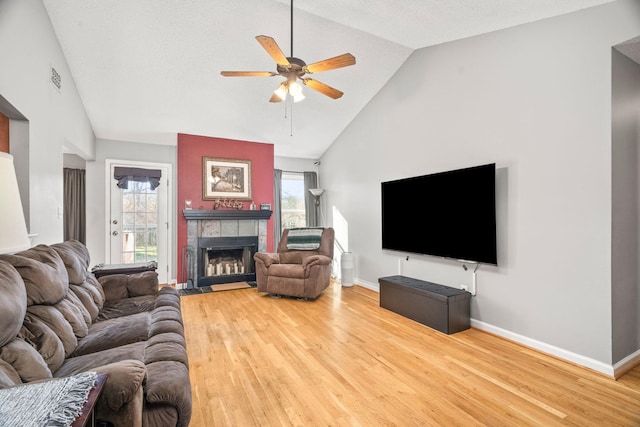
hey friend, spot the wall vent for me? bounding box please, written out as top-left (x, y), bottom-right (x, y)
top-left (50, 67), bottom-right (62, 90)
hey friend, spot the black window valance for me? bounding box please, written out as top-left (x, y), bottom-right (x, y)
top-left (113, 167), bottom-right (162, 190)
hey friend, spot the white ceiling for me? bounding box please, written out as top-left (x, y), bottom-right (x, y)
top-left (43, 0), bottom-right (617, 159)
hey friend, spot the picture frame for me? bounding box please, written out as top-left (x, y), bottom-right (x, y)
top-left (202, 157), bottom-right (252, 200)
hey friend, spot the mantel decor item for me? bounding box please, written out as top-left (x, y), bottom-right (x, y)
top-left (203, 157), bottom-right (252, 200)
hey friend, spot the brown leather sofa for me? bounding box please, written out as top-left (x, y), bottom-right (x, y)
top-left (0, 240), bottom-right (191, 427)
top-left (254, 227), bottom-right (335, 299)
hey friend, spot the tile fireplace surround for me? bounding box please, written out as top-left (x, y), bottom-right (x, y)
top-left (183, 209), bottom-right (272, 287)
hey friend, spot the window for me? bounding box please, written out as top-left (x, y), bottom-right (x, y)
top-left (281, 172), bottom-right (306, 229)
top-left (121, 180), bottom-right (158, 263)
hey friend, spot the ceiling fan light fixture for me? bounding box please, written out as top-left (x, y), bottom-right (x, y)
top-left (288, 80), bottom-right (303, 97)
top-left (293, 92), bottom-right (305, 103)
top-left (273, 82), bottom-right (287, 101)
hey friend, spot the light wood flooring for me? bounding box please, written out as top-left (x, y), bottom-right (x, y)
top-left (181, 282), bottom-right (640, 426)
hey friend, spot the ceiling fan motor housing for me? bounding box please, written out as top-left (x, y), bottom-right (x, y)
top-left (278, 57), bottom-right (307, 78)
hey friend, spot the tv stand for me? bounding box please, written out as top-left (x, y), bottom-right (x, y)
top-left (378, 275), bottom-right (470, 334)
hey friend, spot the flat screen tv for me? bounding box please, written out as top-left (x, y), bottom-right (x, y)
top-left (381, 163), bottom-right (497, 265)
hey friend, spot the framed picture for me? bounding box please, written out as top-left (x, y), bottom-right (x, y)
top-left (202, 157), bottom-right (252, 200)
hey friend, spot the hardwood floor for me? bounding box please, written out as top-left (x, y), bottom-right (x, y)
top-left (181, 282), bottom-right (640, 426)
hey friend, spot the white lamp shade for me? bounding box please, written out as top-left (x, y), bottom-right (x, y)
top-left (309, 188), bottom-right (324, 197)
top-left (288, 80), bottom-right (302, 96)
top-left (273, 82), bottom-right (287, 101)
top-left (0, 152), bottom-right (30, 254)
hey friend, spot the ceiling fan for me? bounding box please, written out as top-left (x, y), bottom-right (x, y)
top-left (220, 0), bottom-right (355, 103)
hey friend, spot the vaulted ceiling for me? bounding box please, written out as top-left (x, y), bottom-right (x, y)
top-left (43, 0), bottom-right (617, 159)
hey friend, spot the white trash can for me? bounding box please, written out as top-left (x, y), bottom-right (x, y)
top-left (340, 252), bottom-right (354, 287)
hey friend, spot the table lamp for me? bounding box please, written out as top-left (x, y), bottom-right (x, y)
top-left (0, 152), bottom-right (30, 254)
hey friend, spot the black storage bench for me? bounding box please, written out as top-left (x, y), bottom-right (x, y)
top-left (379, 275), bottom-right (470, 334)
top-left (91, 261), bottom-right (158, 279)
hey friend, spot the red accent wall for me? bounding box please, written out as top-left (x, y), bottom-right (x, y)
top-left (177, 133), bottom-right (274, 282)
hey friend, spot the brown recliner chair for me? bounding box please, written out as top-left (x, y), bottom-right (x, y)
top-left (254, 227), bottom-right (335, 299)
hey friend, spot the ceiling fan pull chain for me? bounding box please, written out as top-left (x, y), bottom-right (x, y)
top-left (290, 99), bottom-right (294, 137)
top-left (284, 97), bottom-right (288, 119)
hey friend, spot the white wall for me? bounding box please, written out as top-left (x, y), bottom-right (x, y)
top-left (321, 0), bottom-right (640, 370)
top-left (0, 0), bottom-right (95, 244)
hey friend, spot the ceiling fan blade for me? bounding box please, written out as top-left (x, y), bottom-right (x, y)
top-left (301, 78), bottom-right (344, 99)
top-left (304, 53), bottom-right (355, 74)
top-left (256, 35), bottom-right (290, 66)
top-left (220, 71), bottom-right (277, 77)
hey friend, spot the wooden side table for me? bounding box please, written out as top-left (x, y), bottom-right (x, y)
top-left (71, 373), bottom-right (108, 427)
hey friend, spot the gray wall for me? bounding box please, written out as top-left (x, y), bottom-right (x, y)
top-left (320, 0), bottom-right (640, 370)
top-left (611, 48), bottom-right (640, 363)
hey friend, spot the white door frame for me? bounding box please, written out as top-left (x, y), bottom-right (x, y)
top-left (105, 158), bottom-right (172, 284)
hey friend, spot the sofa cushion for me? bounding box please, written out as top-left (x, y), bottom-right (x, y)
top-left (55, 296), bottom-right (89, 339)
top-left (279, 252), bottom-right (302, 264)
top-left (98, 271), bottom-right (159, 301)
top-left (144, 338), bottom-right (188, 366)
top-left (151, 306), bottom-right (184, 325)
top-left (145, 361), bottom-right (192, 427)
top-left (72, 312), bottom-right (151, 357)
top-left (99, 274), bottom-right (130, 301)
top-left (0, 359), bottom-right (21, 389)
top-left (50, 240), bottom-right (91, 285)
top-left (93, 360), bottom-right (147, 412)
top-left (145, 332), bottom-right (186, 350)
top-left (269, 263), bottom-right (307, 279)
top-left (0, 260), bottom-right (26, 347)
top-left (0, 245), bottom-right (69, 306)
top-left (64, 290), bottom-right (92, 327)
top-left (148, 317), bottom-right (184, 337)
top-left (20, 315), bottom-right (66, 374)
top-left (69, 284), bottom-right (100, 320)
top-left (27, 305), bottom-right (77, 357)
top-left (79, 276), bottom-right (106, 311)
top-left (154, 288), bottom-right (182, 310)
top-left (0, 338), bottom-right (52, 382)
top-left (97, 295), bottom-right (156, 321)
top-left (54, 342), bottom-right (145, 378)
top-left (127, 271), bottom-right (159, 297)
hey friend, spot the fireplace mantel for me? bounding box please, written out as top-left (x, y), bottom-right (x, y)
top-left (182, 209), bottom-right (272, 221)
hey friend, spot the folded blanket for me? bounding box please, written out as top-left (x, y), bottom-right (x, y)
top-left (286, 228), bottom-right (324, 250)
top-left (0, 371), bottom-right (97, 427)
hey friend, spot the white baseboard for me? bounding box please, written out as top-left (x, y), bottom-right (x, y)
top-left (613, 349), bottom-right (640, 378)
top-left (354, 279), bottom-right (626, 378)
top-left (471, 319), bottom-right (615, 378)
top-left (354, 277), bottom-right (378, 291)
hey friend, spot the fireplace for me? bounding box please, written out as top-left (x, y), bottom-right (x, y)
top-left (182, 209), bottom-right (271, 289)
top-left (198, 236), bottom-right (258, 287)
